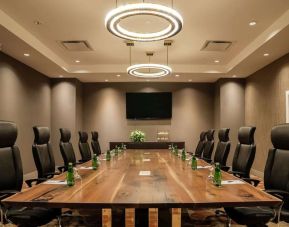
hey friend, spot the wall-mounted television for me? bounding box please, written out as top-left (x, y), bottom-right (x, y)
top-left (126, 92), bottom-right (172, 120)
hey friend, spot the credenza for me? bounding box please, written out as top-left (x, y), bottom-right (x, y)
top-left (109, 141), bottom-right (185, 150)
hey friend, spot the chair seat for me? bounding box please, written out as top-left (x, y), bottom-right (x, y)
top-left (225, 206), bottom-right (275, 225)
top-left (6, 207), bottom-right (61, 226)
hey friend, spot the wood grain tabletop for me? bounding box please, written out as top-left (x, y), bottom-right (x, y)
top-left (2, 149), bottom-right (281, 209)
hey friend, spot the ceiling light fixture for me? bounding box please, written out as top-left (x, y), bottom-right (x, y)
top-left (263, 53), bottom-right (269, 57)
top-left (105, 79), bottom-right (109, 82)
top-left (232, 75), bottom-right (237, 78)
top-left (214, 60), bottom-right (220, 63)
top-left (127, 41), bottom-right (172, 78)
top-left (175, 74), bottom-right (180, 77)
top-left (75, 60), bottom-right (80, 63)
top-left (105, 2), bottom-right (183, 42)
top-left (24, 53), bottom-right (30, 57)
top-left (188, 79), bottom-right (192, 82)
top-left (116, 74), bottom-right (121, 77)
top-left (249, 21), bottom-right (257, 26)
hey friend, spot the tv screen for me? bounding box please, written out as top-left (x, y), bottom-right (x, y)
top-left (126, 92), bottom-right (172, 119)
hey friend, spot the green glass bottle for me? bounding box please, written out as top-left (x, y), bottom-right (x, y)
top-left (106, 150), bottom-right (111, 161)
top-left (174, 145), bottom-right (178, 156)
top-left (214, 162), bottom-right (222, 187)
top-left (181, 149), bottom-right (186, 161)
top-left (66, 162), bottom-right (75, 186)
top-left (92, 153), bottom-right (98, 170)
top-left (191, 155), bottom-right (197, 170)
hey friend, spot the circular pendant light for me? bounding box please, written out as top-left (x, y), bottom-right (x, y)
top-left (127, 63), bottom-right (172, 78)
top-left (105, 3), bottom-right (183, 42)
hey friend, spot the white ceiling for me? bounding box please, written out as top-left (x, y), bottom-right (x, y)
top-left (0, 0), bottom-right (289, 82)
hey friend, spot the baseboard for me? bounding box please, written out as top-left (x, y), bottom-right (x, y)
top-left (251, 168), bottom-right (264, 179)
top-left (24, 170), bottom-right (37, 180)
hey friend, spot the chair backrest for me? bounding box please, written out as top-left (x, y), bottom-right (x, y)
top-left (59, 128), bottom-right (76, 167)
top-left (213, 128), bottom-right (231, 166)
top-left (32, 126), bottom-right (56, 178)
top-left (265, 124), bottom-right (289, 197)
top-left (0, 120), bottom-right (23, 192)
top-left (91, 131), bottom-right (101, 156)
top-left (78, 131), bottom-right (92, 161)
top-left (202, 129), bottom-right (215, 162)
top-left (195, 131), bottom-right (207, 157)
top-left (232, 126), bottom-right (256, 178)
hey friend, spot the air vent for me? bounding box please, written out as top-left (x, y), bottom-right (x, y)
top-left (60, 40), bottom-right (92, 51)
top-left (201, 40), bottom-right (232, 51)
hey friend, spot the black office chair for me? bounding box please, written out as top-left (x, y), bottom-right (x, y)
top-left (225, 123), bottom-right (289, 226)
top-left (224, 126), bottom-right (256, 179)
top-left (0, 120), bottom-right (61, 227)
top-left (30, 126), bottom-right (63, 183)
top-left (91, 131), bottom-right (102, 156)
top-left (213, 128), bottom-right (231, 167)
top-left (202, 129), bottom-right (215, 163)
top-left (78, 131), bottom-right (92, 162)
top-left (59, 128), bottom-right (78, 169)
top-left (194, 131), bottom-right (207, 158)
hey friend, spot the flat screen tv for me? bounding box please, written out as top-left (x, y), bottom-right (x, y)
top-left (126, 92), bottom-right (172, 120)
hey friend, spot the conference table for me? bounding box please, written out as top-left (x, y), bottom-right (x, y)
top-left (3, 149), bottom-right (281, 227)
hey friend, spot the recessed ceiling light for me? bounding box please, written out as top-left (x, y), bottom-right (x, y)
top-left (188, 79), bottom-right (192, 82)
top-left (24, 53), bottom-right (30, 57)
top-left (175, 74), bottom-right (180, 77)
top-left (105, 79), bottom-right (109, 82)
top-left (232, 75), bottom-right (237, 78)
top-left (59, 75), bottom-right (63, 78)
top-left (263, 53), bottom-right (269, 57)
top-left (75, 60), bottom-right (80, 63)
top-left (214, 60), bottom-right (220, 63)
top-left (146, 79), bottom-right (150, 82)
top-left (116, 74), bottom-right (120, 77)
top-left (249, 21), bottom-right (257, 26)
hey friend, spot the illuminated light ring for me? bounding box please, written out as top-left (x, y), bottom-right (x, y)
top-left (105, 3), bottom-right (183, 42)
top-left (127, 64), bottom-right (172, 78)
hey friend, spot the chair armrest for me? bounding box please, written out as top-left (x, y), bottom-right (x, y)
top-left (265, 189), bottom-right (289, 201)
top-left (221, 166), bottom-right (230, 172)
top-left (228, 170), bottom-right (247, 178)
top-left (0, 190), bottom-right (19, 200)
top-left (25, 178), bottom-right (47, 187)
top-left (57, 166), bottom-right (66, 173)
top-left (242, 178), bottom-right (260, 187)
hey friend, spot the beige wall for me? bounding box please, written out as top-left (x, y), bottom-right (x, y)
top-left (0, 52), bottom-right (51, 174)
top-left (51, 79), bottom-right (82, 165)
top-left (82, 83), bottom-right (215, 152)
top-left (217, 79), bottom-right (245, 165)
top-left (245, 53), bottom-right (289, 173)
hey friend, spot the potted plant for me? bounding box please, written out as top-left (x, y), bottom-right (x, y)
top-left (130, 130), bottom-right (145, 142)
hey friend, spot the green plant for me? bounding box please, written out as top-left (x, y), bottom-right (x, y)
top-left (130, 130), bottom-right (145, 142)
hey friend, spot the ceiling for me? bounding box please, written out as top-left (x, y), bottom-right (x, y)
top-left (0, 0), bottom-right (289, 82)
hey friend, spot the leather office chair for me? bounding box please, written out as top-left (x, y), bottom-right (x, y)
top-left (224, 126), bottom-right (256, 179)
top-left (194, 131), bottom-right (207, 158)
top-left (225, 123), bottom-right (289, 226)
top-left (91, 131), bottom-right (102, 156)
top-left (59, 128), bottom-right (77, 168)
top-left (0, 120), bottom-right (61, 226)
top-left (213, 128), bottom-right (231, 167)
top-left (202, 129), bottom-right (215, 163)
top-left (30, 126), bottom-right (63, 183)
top-left (78, 131), bottom-right (92, 162)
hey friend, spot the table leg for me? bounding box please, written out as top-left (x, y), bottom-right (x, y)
top-left (171, 208), bottom-right (181, 227)
top-left (149, 208), bottom-right (158, 227)
top-left (125, 208), bottom-right (135, 227)
top-left (102, 208), bottom-right (112, 227)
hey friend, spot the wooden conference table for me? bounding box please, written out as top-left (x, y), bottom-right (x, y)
top-left (3, 149), bottom-right (281, 227)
